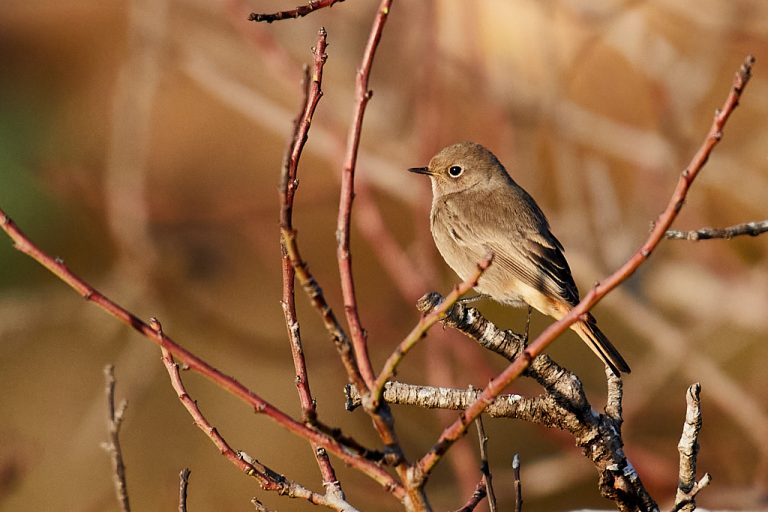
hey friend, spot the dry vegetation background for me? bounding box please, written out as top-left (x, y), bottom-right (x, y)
top-left (1, 1), bottom-right (767, 510)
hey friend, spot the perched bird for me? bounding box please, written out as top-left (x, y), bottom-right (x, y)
top-left (409, 141), bottom-right (630, 375)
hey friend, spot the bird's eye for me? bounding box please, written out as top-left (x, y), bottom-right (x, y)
top-left (448, 165), bottom-right (463, 178)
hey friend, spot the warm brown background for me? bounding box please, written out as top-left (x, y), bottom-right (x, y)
top-left (1, 1), bottom-right (767, 511)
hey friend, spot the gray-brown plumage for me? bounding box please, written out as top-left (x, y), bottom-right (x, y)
top-left (410, 141), bottom-right (630, 375)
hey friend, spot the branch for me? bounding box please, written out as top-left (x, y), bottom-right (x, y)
top-left (474, 417), bottom-right (497, 512)
top-left (452, 480), bottom-right (487, 512)
top-left (348, 381), bottom-right (557, 422)
top-left (324, 3), bottom-right (432, 509)
top-left (413, 295), bottom-right (658, 509)
top-left (373, 254), bottom-right (493, 399)
top-left (416, 53), bottom-right (755, 483)
top-left (155, 318), bottom-right (359, 512)
top-left (336, 0), bottom-right (394, 390)
top-left (512, 454), bottom-right (522, 512)
top-left (101, 365), bottom-right (131, 512)
top-left (673, 383), bottom-right (711, 512)
top-left (178, 468), bottom-right (190, 512)
top-left (665, 219), bottom-right (768, 240)
top-left (278, 28), bottom-right (346, 494)
top-left (249, 0), bottom-right (346, 23)
top-left (0, 208), bottom-right (403, 499)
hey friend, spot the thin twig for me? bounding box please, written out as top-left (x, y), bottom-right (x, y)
top-left (512, 454), bottom-right (523, 512)
top-left (178, 468), bottom-right (190, 512)
top-left (0, 209), bottom-right (403, 499)
top-left (249, 0), bottom-right (345, 23)
top-left (153, 318), bottom-right (359, 511)
top-left (373, 253), bottom-right (493, 399)
top-left (415, 54), bottom-right (755, 482)
top-left (474, 417), bottom-right (497, 512)
top-left (278, 27), bottom-right (344, 495)
top-left (326, 3), bottom-right (431, 509)
top-left (102, 365), bottom-right (131, 512)
top-left (665, 219), bottom-right (768, 240)
top-left (452, 480), bottom-right (487, 512)
top-left (336, 0), bottom-right (394, 390)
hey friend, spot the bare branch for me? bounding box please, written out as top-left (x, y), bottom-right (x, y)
top-left (278, 28), bottom-right (346, 493)
top-left (178, 468), bottom-right (190, 512)
top-left (416, 54), bottom-right (755, 482)
top-left (673, 383), bottom-right (708, 512)
top-left (0, 210), bottom-right (402, 498)
top-left (474, 417), bottom-right (497, 512)
top-left (249, 0), bottom-right (346, 23)
top-left (415, 294), bottom-right (657, 509)
top-left (373, 253), bottom-right (493, 399)
top-left (336, 0), bottom-right (394, 390)
top-left (665, 219), bottom-right (768, 240)
top-left (101, 365), bottom-right (131, 512)
top-left (155, 318), bottom-right (359, 511)
top-left (452, 480), bottom-right (487, 512)
top-left (348, 381), bottom-right (563, 424)
top-left (512, 454), bottom-right (522, 512)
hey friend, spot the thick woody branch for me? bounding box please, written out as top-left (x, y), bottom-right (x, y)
top-left (249, 0), bottom-right (345, 23)
top-left (348, 381), bottom-right (560, 424)
top-left (673, 383), bottom-right (711, 512)
top-left (416, 54), bottom-right (755, 489)
top-left (665, 219), bottom-right (768, 240)
top-left (178, 468), bottom-right (190, 512)
top-left (415, 294), bottom-right (657, 510)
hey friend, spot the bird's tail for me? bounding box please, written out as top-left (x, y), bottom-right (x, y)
top-left (572, 320), bottom-right (631, 376)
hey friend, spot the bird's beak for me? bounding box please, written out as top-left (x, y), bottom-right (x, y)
top-left (408, 166), bottom-right (433, 175)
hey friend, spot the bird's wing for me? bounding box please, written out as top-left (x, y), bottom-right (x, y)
top-left (448, 188), bottom-right (581, 308)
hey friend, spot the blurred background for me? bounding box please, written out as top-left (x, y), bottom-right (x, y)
top-left (1, 1), bottom-right (767, 510)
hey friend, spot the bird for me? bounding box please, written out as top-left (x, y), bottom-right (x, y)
top-left (409, 141), bottom-right (630, 375)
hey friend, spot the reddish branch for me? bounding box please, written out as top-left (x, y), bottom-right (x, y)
top-left (278, 28), bottom-right (344, 492)
top-left (154, 319), bottom-right (352, 510)
top-left (452, 480), bottom-right (487, 512)
top-left (0, 208), bottom-right (403, 499)
top-left (415, 55), bottom-right (755, 483)
top-left (373, 254), bottom-right (493, 400)
top-left (336, 0), bottom-right (394, 390)
top-left (249, 0), bottom-right (345, 23)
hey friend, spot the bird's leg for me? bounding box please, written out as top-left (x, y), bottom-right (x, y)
top-left (523, 305), bottom-right (533, 344)
top-left (458, 293), bottom-right (491, 305)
